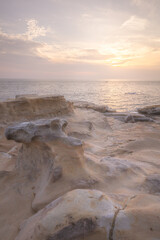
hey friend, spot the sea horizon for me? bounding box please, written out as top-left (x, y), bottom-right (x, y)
top-left (1, 79), bottom-right (160, 112)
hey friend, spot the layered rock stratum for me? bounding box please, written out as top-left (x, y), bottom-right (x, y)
top-left (0, 96), bottom-right (160, 240)
top-left (0, 95), bottom-right (73, 123)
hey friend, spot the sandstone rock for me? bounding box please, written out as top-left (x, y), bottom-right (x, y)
top-left (1, 97), bottom-right (160, 240)
top-left (0, 95), bottom-right (73, 123)
top-left (5, 118), bottom-right (68, 144)
top-left (5, 118), bottom-right (97, 211)
top-left (114, 194), bottom-right (160, 240)
top-left (100, 157), bottom-right (142, 177)
top-left (15, 190), bottom-right (160, 240)
top-left (84, 156), bottom-right (148, 196)
top-left (138, 105), bottom-right (160, 115)
top-left (74, 101), bottom-right (115, 113)
top-left (15, 189), bottom-right (116, 240)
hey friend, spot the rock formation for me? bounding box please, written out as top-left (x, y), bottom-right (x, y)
top-left (0, 97), bottom-right (160, 240)
top-left (74, 101), bottom-right (115, 113)
top-left (138, 105), bottom-right (160, 115)
top-left (5, 118), bottom-right (97, 211)
top-left (0, 95), bottom-right (73, 123)
top-left (15, 189), bottom-right (116, 240)
top-left (114, 194), bottom-right (160, 240)
top-left (105, 112), bottom-right (153, 122)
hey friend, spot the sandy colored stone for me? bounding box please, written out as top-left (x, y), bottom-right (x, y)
top-left (5, 117), bottom-right (97, 212)
top-left (0, 95), bottom-right (73, 123)
top-left (15, 189), bottom-right (116, 240)
top-left (0, 97), bottom-right (160, 240)
top-left (114, 194), bottom-right (160, 240)
top-left (74, 100), bottom-right (115, 113)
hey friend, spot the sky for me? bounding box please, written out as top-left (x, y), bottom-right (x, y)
top-left (0, 0), bottom-right (160, 80)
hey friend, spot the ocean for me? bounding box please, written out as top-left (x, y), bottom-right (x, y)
top-left (0, 79), bottom-right (160, 112)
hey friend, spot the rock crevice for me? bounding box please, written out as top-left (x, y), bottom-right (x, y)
top-left (109, 195), bottom-right (137, 240)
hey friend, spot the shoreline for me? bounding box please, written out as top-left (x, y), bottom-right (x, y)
top-left (1, 80), bottom-right (160, 112)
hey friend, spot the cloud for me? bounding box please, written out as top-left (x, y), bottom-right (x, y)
top-left (0, 19), bottom-right (50, 58)
top-left (74, 49), bottom-right (114, 61)
top-left (0, 18), bottom-right (50, 41)
top-left (0, 31), bottom-right (41, 56)
top-left (131, 0), bottom-right (159, 16)
top-left (121, 15), bottom-right (148, 31)
top-left (1, 21), bottom-right (159, 69)
top-left (26, 19), bottom-right (50, 40)
top-left (36, 44), bottom-right (115, 64)
top-left (132, 0), bottom-right (143, 6)
top-left (101, 35), bottom-right (160, 67)
top-left (0, 25), bottom-right (113, 67)
top-left (0, 14), bottom-right (160, 80)
top-left (0, 28), bottom-right (42, 62)
top-left (131, 0), bottom-right (157, 7)
top-left (64, 49), bottom-right (114, 63)
top-left (0, 22), bottom-right (112, 65)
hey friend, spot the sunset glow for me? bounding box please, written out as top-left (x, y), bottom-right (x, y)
top-left (0, 0), bottom-right (160, 80)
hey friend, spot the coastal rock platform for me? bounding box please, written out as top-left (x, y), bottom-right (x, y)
top-left (0, 96), bottom-right (160, 240)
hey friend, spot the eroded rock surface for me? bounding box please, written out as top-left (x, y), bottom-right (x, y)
top-left (114, 195), bottom-right (160, 240)
top-left (15, 189), bottom-right (116, 240)
top-left (74, 101), bottom-right (115, 113)
top-left (105, 112), bottom-right (153, 122)
top-left (5, 118), bottom-right (68, 144)
top-left (0, 98), bottom-right (160, 240)
top-left (0, 95), bottom-right (73, 123)
top-left (5, 117), bottom-right (97, 212)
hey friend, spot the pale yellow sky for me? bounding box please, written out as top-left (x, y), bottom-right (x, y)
top-left (0, 0), bottom-right (160, 80)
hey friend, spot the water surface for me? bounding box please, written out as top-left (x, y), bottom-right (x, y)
top-left (0, 79), bottom-right (160, 111)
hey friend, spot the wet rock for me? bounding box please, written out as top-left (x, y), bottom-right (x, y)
top-left (105, 112), bottom-right (153, 122)
top-left (74, 101), bottom-right (115, 113)
top-left (138, 105), bottom-right (160, 115)
top-left (125, 114), bottom-right (153, 123)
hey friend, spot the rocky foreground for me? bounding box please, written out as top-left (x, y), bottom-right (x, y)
top-left (0, 95), bottom-right (160, 240)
